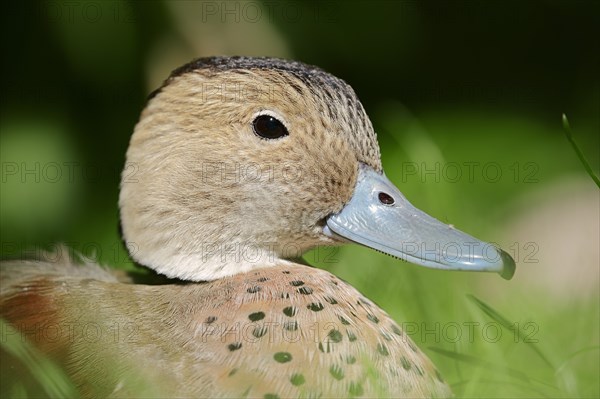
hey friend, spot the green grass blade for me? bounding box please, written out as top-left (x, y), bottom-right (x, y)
top-left (562, 114), bottom-right (600, 188)
top-left (0, 318), bottom-right (79, 398)
top-left (467, 295), bottom-right (554, 369)
top-left (431, 347), bottom-right (561, 397)
top-left (555, 345), bottom-right (600, 376)
top-left (429, 347), bottom-right (531, 382)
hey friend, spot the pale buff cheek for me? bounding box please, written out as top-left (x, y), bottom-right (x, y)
top-left (126, 110), bottom-right (356, 221)
top-left (120, 67), bottom-right (372, 279)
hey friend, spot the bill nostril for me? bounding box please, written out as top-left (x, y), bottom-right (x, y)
top-left (378, 192), bottom-right (395, 205)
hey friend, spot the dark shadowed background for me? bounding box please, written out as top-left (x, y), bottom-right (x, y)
top-left (1, 1), bottom-right (599, 397)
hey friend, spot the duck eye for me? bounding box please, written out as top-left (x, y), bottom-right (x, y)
top-left (252, 114), bottom-right (289, 140)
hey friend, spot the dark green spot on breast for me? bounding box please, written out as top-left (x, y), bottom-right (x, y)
top-left (307, 302), bottom-right (324, 312)
top-left (253, 326), bottom-right (268, 338)
top-left (283, 306), bottom-right (297, 317)
top-left (290, 373), bottom-right (305, 386)
top-left (298, 287), bottom-right (313, 295)
top-left (347, 331), bottom-right (357, 342)
top-left (391, 324), bottom-right (403, 336)
top-left (408, 340), bottom-right (418, 352)
top-left (318, 342), bottom-right (331, 353)
top-left (367, 313), bottom-right (379, 324)
top-left (349, 382), bottom-right (363, 397)
top-left (248, 311), bottom-right (265, 322)
top-left (228, 343), bottom-right (242, 351)
top-left (377, 343), bottom-right (389, 356)
top-left (274, 352), bottom-right (292, 363)
top-left (284, 321), bottom-right (298, 331)
top-left (338, 315), bottom-right (350, 325)
top-left (247, 286), bottom-right (261, 294)
top-left (400, 356), bottom-right (411, 370)
top-left (324, 296), bottom-right (338, 304)
top-left (290, 280), bottom-right (304, 286)
top-left (328, 329), bottom-right (343, 343)
top-left (329, 364), bottom-right (344, 380)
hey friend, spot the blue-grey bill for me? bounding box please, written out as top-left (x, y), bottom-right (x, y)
top-left (324, 164), bottom-right (516, 280)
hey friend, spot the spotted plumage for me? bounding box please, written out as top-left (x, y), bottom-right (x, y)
top-left (1, 56), bottom-right (515, 397)
top-left (1, 254), bottom-right (449, 398)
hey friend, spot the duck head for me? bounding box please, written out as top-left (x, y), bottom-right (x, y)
top-left (119, 56), bottom-right (515, 281)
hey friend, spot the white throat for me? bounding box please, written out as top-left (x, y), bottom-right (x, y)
top-left (130, 238), bottom-right (296, 281)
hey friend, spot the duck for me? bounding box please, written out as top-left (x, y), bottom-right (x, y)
top-left (0, 56), bottom-right (515, 398)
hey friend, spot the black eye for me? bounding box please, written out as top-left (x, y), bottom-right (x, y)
top-left (378, 192), bottom-right (395, 205)
top-left (252, 114), bottom-right (289, 140)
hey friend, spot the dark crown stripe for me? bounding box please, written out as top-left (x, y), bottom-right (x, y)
top-left (147, 56), bottom-right (354, 102)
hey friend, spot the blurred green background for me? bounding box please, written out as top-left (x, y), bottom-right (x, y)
top-left (1, 1), bottom-right (598, 398)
